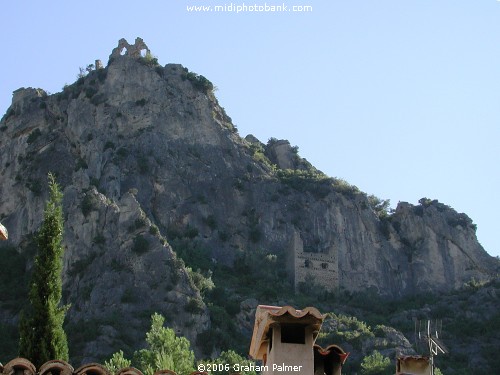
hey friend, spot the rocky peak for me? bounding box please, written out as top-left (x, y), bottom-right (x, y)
top-left (0, 38), bottom-right (497, 363)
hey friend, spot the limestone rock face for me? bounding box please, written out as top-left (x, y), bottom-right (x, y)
top-left (0, 42), bottom-right (497, 362)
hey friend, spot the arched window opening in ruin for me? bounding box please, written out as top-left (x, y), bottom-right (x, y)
top-left (304, 259), bottom-right (311, 268)
top-left (321, 263), bottom-right (328, 269)
top-left (140, 49), bottom-right (147, 57)
top-left (120, 47), bottom-right (127, 56)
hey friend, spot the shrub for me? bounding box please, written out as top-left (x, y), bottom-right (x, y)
top-left (5, 107), bottom-right (16, 120)
top-left (132, 235), bottom-right (150, 255)
top-left (331, 177), bottom-right (360, 197)
top-left (74, 158), bottom-right (88, 171)
top-left (26, 179), bottom-right (42, 196)
top-left (185, 297), bottom-right (204, 314)
top-left (81, 194), bottom-right (96, 216)
top-left (116, 147), bottom-right (128, 158)
top-left (155, 66), bottom-right (164, 77)
top-left (277, 169), bottom-right (333, 199)
top-left (135, 217), bottom-right (147, 229)
top-left (186, 267), bottom-right (214, 294)
top-left (97, 69), bottom-right (107, 83)
top-left (90, 93), bottom-right (106, 106)
top-left (121, 288), bottom-right (138, 303)
top-left (367, 194), bottom-right (391, 218)
top-left (360, 351), bottom-right (392, 375)
top-left (218, 231), bottom-right (229, 242)
top-left (104, 350), bottom-right (131, 374)
top-left (204, 215), bottom-right (217, 230)
top-left (68, 252), bottom-right (98, 278)
top-left (135, 98), bottom-right (147, 106)
top-left (249, 227), bottom-right (261, 243)
top-left (137, 156), bottom-right (149, 174)
top-left (85, 87), bottom-right (97, 99)
top-left (182, 70), bottom-right (214, 93)
top-left (139, 52), bottom-right (159, 67)
top-left (104, 141), bottom-right (115, 150)
top-left (93, 233), bottom-right (106, 246)
top-left (27, 129), bottom-right (42, 144)
top-left (184, 226), bottom-right (198, 239)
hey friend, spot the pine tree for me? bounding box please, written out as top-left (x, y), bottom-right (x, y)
top-left (19, 173), bottom-right (69, 366)
top-left (134, 313), bottom-right (195, 375)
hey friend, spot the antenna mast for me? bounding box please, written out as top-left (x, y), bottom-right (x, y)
top-left (415, 319), bottom-right (448, 375)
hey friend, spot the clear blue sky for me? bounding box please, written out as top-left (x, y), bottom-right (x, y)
top-left (1, 1), bottom-right (499, 257)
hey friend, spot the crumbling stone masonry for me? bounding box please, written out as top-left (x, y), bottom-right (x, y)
top-left (291, 231), bottom-right (339, 292)
top-left (109, 37), bottom-right (151, 60)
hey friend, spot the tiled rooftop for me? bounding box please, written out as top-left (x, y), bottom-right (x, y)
top-left (0, 359), bottom-right (211, 375)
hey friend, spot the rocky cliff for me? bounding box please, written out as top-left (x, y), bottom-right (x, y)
top-left (0, 39), bottom-right (497, 363)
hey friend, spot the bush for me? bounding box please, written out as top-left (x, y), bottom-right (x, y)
top-left (186, 267), bottom-right (214, 294)
top-left (121, 288), bottom-right (138, 303)
top-left (360, 351), bottom-right (392, 375)
top-left (249, 227), bottom-right (261, 243)
top-left (85, 87), bottom-right (97, 99)
top-left (68, 252), bottom-right (98, 278)
top-left (149, 224), bottom-right (159, 235)
top-left (116, 147), bottom-right (129, 158)
top-left (104, 350), bottom-right (131, 374)
top-left (139, 52), bottom-right (159, 67)
top-left (104, 141), bottom-right (115, 150)
top-left (277, 169), bottom-right (334, 198)
top-left (27, 129), bottom-right (42, 144)
top-left (137, 156), bottom-right (149, 174)
top-left (97, 69), bottom-right (107, 83)
top-left (367, 194), bottom-right (391, 218)
top-left (182, 70), bottom-right (214, 93)
top-left (185, 297), bottom-right (204, 314)
top-left (134, 217), bottom-right (147, 229)
top-left (204, 215), bottom-right (217, 230)
top-left (93, 233), bottom-right (106, 246)
top-left (74, 158), bottom-right (88, 171)
top-left (26, 178), bottom-right (42, 196)
top-left (90, 93), bottom-right (106, 106)
top-left (5, 107), bottom-right (16, 120)
top-left (132, 235), bottom-right (150, 255)
top-left (81, 194), bottom-right (96, 216)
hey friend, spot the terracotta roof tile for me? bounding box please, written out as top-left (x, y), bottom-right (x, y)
top-left (249, 305), bottom-right (325, 360)
top-left (39, 360), bottom-right (74, 375)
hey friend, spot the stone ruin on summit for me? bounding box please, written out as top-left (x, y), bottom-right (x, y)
top-left (109, 37), bottom-right (151, 60)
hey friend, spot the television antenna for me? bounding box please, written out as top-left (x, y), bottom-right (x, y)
top-left (414, 319), bottom-right (448, 375)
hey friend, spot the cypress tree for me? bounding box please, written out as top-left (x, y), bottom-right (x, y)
top-left (19, 173), bottom-right (69, 366)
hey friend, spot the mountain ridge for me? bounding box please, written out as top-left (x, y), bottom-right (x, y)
top-left (0, 39), bottom-right (498, 365)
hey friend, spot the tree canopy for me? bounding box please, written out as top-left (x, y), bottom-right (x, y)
top-left (19, 173), bottom-right (69, 366)
top-left (106, 313), bottom-right (195, 375)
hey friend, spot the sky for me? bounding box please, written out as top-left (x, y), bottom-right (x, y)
top-left (1, 0), bottom-right (499, 257)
